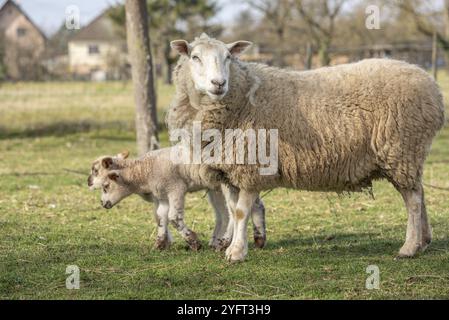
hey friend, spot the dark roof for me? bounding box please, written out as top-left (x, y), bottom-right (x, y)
top-left (71, 9), bottom-right (121, 42)
top-left (0, 0), bottom-right (47, 40)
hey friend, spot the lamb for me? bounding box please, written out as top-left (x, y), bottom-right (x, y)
top-left (88, 146), bottom-right (266, 251)
top-left (168, 33), bottom-right (446, 262)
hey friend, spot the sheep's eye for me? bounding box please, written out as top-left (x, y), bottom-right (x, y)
top-left (192, 55), bottom-right (201, 62)
top-left (103, 184), bottom-right (109, 192)
top-left (226, 54), bottom-right (231, 60)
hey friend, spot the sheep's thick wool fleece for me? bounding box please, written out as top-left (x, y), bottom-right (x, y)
top-left (167, 57), bottom-right (445, 193)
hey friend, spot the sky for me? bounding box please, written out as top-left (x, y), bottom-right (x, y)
top-left (0, 0), bottom-right (248, 36)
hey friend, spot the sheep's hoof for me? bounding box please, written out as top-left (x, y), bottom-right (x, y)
top-left (394, 242), bottom-right (421, 260)
top-left (155, 236), bottom-right (171, 250)
top-left (225, 245), bottom-right (247, 262)
top-left (254, 235), bottom-right (266, 249)
top-left (420, 236), bottom-right (432, 252)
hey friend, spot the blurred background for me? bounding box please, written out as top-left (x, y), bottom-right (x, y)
top-left (1, 0), bottom-right (449, 82)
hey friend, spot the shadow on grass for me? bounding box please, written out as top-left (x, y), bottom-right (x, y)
top-left (0, 120), bottom-right (167, 140)
top-left (265, 232), bottom-right (449, 258)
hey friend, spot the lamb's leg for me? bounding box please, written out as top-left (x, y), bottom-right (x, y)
top-left (207, 189), bottom-right (229, 249)
top-left (395, 183), bottom-right (424, 259)
top-left (225, 189), bottom-right (258, 262)
top-left (168, 192), bottom-right (201, 251)
top-left (420, 189), bottom-right (432, 251)
top-left (251, 196), bottom-right (266, 249)
top-left (154, 201), bottom-right (172, 250)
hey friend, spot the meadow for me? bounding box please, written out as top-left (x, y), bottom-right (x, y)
top-left (1, 77), bottom-right (449, 299)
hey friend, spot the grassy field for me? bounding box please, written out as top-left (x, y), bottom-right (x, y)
top-left (1, 76), bottom-right (449, 300)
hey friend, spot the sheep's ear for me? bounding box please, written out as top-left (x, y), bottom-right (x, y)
top-left (102, 157), bottom-right (114, 169)
top-left (227, 41), bottom-right (252, 57)
top-left (171, 40), bottom-right (191, 56)
top-left (117, 150), bottom-right (129, 159)
top-left (108, 171), bottom-right (120, 181)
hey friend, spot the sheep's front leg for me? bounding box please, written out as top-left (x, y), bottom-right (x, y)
top-left (207, 189), bottom-right (230, 249)
top-left (154, 200), bottom-right (172, 250)
top-left (225, 189), bottom-right (258, 262)
top-left (168, 192), bottom-right (201, 251)
top-left (218, 184), bottom-right (239, 251)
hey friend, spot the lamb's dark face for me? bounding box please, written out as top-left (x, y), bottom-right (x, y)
top-left (171, 34), bottom-right (252, 101)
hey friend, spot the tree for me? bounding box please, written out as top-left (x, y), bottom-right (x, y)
top-left (394, 0), bottom-right (449, 63)
top-left (125, 0), bottom-right (159, 155)
top-left (0, 34), bottom-right (6, 81)
top-left (295, 0), bottom-right (347, 66)
top-left (246, 0), bottom-right (292, 67)
top-left (110, 0), bottom-right (220, 84)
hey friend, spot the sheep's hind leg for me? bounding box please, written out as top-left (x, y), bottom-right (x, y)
top-left (168, 192), bottom-right (201, 251)
top-left (154, 200), bottom-right (172, 250)
top-left (395, 183), bottom-right (424, 259)
top-left (225, 190), bottom-right (258, 262)
top-left (207, 189), bottom-right (230, 250)
top-left (251, 196), bottom-right (266, 249)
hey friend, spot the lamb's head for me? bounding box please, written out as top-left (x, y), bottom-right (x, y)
top-left (100, 170), bottom-right (132, 209)
top-left (87, 151), bottom-right (129, 190)
top-left (171, 33), bottom-right (252, 100)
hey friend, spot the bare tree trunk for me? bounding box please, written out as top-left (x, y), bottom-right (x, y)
top-left (163, 40), bottom-right (173, 85)
top-left (318, 38), bottom-right (331, 66)
top-left (126, 0), bottom-right (159, 155)
top-left (432, 30), bottom-right (438, 80)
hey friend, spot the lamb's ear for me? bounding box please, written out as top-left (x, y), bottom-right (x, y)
top-left (108, 171), bottom-right (120, 182)
top-left (117, 150), bottom-right (129, 159)
top-left (102, 157), bottom-right (114, 169)
top-left (171, 40), bottom-right (191, 56)
top-left (227, 41), bottom-right (252, 57)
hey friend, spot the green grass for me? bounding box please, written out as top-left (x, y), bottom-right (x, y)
top-left (1, 76), bottom-right (449, 300)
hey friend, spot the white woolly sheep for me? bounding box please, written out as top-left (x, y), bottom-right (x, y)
top-left (168, 33), bottom-right (445, 262)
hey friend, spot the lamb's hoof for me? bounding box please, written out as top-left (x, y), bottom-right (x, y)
top-left (225, 245), bottom-right (247, 263)
top-left (254, 235), bottom-right (266, 249)
top-left (187, 240), bottom-right (202, 251)
top-left (186, 231), bottom-right (201, 251)
top-left (209, 238), bottom-right (218, 249)
top-left (395, 243), bottom-right (421, 260)
top-left (214, 238), bottom-right (231, 252)
top-left (155, 237), bottom-right (171, 250)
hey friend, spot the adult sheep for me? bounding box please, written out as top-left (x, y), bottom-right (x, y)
top-left (168, 33), bottom-right (445, 262)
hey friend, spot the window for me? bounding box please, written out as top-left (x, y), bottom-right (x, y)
top-left (17, 28), bottom-right (26, 37)
top-left (88, 44), bottom-right (99, 55)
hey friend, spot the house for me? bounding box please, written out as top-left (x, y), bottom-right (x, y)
top-left (68, 10), bottom-right (127, 80)
top-left (0, 0), bottom-right (46, 80)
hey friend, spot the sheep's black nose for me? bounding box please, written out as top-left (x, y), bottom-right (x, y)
top-left (211, 79), bottom-right (226, 88)
top-left (87, 176), bottom-right (93, 187)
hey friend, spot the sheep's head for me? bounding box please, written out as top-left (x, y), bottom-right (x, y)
top-left (100, 170), bottom-right (132, 209)
top-left (87, 151), bottom-right (129, 190)
top-left (171, 33), bottom-right (252, 101)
